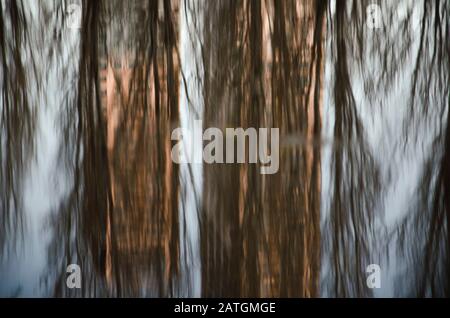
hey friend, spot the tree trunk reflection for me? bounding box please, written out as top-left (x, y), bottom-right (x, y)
top-left (0, 0), bottom-right (449, 297)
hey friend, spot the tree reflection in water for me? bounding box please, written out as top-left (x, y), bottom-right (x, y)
top-left (0, 0), bottom-right (449, 297)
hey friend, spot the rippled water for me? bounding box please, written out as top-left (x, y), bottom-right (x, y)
top-left (0, 0), bottom-right (449, 297)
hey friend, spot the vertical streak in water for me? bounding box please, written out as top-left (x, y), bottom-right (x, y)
top-left (178, 0), bottom-right (204, 297)
top-left (0, 1), bottom-right (80, 296)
